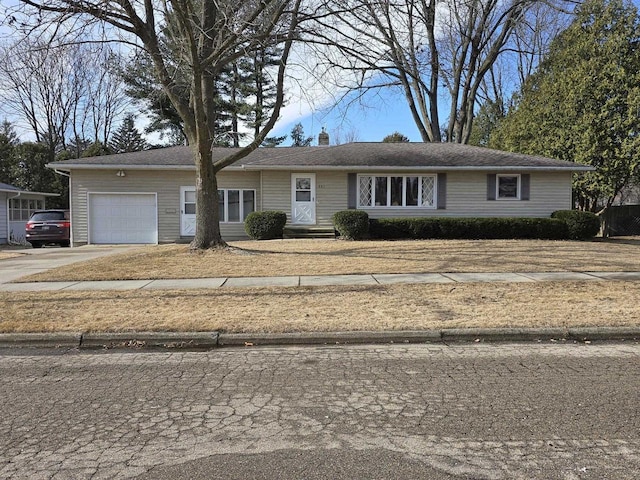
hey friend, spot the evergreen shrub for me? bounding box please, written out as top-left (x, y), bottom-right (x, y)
top-left (369, 217), bottom-right (569, 240)
top-left (332, 210), bottom-right (369, 240)
top-left (244, 211), bottom-right (287, 240)
top-left (551, 210), bottom-right (600, 240)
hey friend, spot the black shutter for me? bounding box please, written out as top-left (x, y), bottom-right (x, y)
top-left (487, 174), bottom-right (496, 200)
top-left (521, 174), bottom-right (530, 201)
top-left (437, 173), bottom-right (447, 209)
top-left (347, 173), bottom-right (357, 209)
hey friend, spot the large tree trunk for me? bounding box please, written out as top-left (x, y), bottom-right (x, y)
top-left (10, 0), bottom-right (300, 251)
top-left (191, 146), bottom-right (224, 249)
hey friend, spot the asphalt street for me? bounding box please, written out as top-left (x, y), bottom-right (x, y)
top-left (1, 343), bottom-right (639, 479)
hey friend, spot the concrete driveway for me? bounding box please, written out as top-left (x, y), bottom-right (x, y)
top-left (0, 245), bottom-right (139, 284)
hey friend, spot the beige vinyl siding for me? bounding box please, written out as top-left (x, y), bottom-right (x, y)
top-left (69, 168), bottom-right (572, 245)
top-left (0, 193), bottom-right (7, 243)
top-left (260, 171), bottom-right (290, 216)
top-left (315, 171), bottom-right (348, 226)
top-left (70, 169), bottom-right (260, 244)
top-left (361, 171), bottom-right (572, 218)
top-left (261, 171), bottom-right (348, 227)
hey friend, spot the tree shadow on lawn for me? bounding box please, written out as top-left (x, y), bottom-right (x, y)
top-left (232, 242), bottom-right (615, 272)
top-left (597, 237), bottom-right (640, 246)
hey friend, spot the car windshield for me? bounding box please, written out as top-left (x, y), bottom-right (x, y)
top-left (29, 212), bottom-right (66, 221)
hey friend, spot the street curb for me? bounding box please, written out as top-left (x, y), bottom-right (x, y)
top-left (0, 332), bottom-right (83, 349)
top-left (217, 327), bottom-right (639, 347)
top-left (0, 328), bottom-right (638, 350)
top-left (217, 330), bottom-right (443, 346)
top-left (80, 331), bottom-right (220, 350)
top-left (440, 327), bottom-right (570, 343)
top-left (567, 327), bottom-right (640, 341)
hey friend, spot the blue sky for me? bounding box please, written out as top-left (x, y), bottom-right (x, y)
top-left (5, 0), bottom-right (639, 147)
top-left (269, 0), bottom-right (640, 147)
top-left (269, 84), bottom-right (426, 146)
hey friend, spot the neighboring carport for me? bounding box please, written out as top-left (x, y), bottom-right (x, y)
top-left (0, 183), bottom-right (59, 245)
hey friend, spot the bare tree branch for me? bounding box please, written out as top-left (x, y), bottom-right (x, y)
top-left (6, 0), bottom-right (304, 248)
top-left (306, 0), bottom-right (577, 143)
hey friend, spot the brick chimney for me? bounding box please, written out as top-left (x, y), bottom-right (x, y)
top-left (318, 127), bottom-right (330, 146)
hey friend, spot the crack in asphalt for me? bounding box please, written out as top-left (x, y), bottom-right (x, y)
top-left (0, 343), bottom-right (639, 479)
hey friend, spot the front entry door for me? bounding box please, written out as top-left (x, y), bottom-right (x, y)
top-left (291, 174), bottom-right (316, 224)
top-left (180, 186), bottom-right (196, 236)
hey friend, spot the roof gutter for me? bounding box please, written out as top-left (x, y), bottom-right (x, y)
top-left (236, 165), bottom-right (595, 172)
top-left (46, 163), bottom-right (195, 171)
top-left (44, 164), bottom-right (594, 172)
top-left (0, 189), bottom-right (59, 196)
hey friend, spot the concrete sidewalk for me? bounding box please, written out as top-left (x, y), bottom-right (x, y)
top-left (2, 270), bottom-right (640, 292)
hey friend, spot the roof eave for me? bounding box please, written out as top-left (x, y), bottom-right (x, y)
top-left (239, 165), bottom-right (595, 172)
top-left (46, 163), bottom-right (196, 171)
top-left (0, 188), bottom-right (59, 196)
top-left (47, 163), bottom-right (594, 172)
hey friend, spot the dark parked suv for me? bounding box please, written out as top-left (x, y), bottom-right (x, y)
top-left (25, 210), bottom-right (71, 248)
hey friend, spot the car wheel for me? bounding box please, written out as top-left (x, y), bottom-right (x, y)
top-left (60, 241), bottom-right (70, 248)
top-left (30, 242), bottom-right (42, 249)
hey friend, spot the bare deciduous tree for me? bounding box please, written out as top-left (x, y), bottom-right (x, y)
top-left (8, 0), bottom-right (302, 249)
top-left (0, 38), bottom-right (128, 160)
top-left (84, 49), bottom-right (130, 148)
top-left (308, 0), bottom-right (575, 144)
top-left (0, 39), bottom-right (76, 159)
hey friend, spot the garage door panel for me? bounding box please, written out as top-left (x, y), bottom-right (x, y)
top-left (89, 194), bottom-right (157, 244)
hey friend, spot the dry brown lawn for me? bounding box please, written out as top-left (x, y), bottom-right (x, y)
top-left (17, 238), bottom-right (640, 283)
top-left (1, 281), bottom-right (638, 334)
top-left (5, 238), bottom-right (639, 335)
top-left (0, 252), bottom-right (23, 261)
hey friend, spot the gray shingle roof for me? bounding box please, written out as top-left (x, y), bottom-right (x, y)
top-left (0, 182), bottom-right (58, 196)
top-left (48, 143), bottom-right (592, 171)
top-left (0, 182), bottom-right (21, 191)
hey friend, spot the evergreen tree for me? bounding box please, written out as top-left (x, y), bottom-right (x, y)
top-left (240, 45), bottom-right (285, 140)
top-left (491, 0), bottom-right (640, 213)
top-left (261, 135), bottom-right (287, 147)
top-left (82, 141), bottom-right (113, 157)
top-left (120, 25), bottom-right (283, 147)
top-left (0, 120), bottom-right (18, 185)
top-left (290, 123), bottom-right (313, 147)
top-left (62, 138), bottom-right (93, 160)
top-left (13, 142), bottom-right (68, 208)
top-left (468, 99), bottom-right (505, 147)
top-left (110, 114), bottom-right (148, 153)
top-left (120, 50), bottom-right (188, 143)
top-left (382, 132), bottom-right (410, 143)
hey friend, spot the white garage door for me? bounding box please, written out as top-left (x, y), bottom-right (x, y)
top-left (89, 193), bottom-right (157, 244)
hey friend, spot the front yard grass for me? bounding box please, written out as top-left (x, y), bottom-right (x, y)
top-left (3, 238), bottom-right (639, 334)
top-left (1, 281), bottom-right (638, 334)
top-left (15, 238), bottom-right (640, 283)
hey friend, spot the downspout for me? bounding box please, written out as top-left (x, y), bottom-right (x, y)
top-left (6, 192), bottom-right (20, 245)
top-left (258, 167), bottom-right (263, 214)
top-left (53, 169), bottom-right (73, 247)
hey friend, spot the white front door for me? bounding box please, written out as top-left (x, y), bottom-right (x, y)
top-left (180, 186), bottom-right (196, 236)
top-left (291, 174), bottom-right (316, 225)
